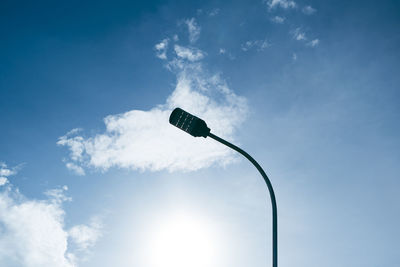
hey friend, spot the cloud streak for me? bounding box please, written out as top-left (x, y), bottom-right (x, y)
top-left (241, 39), bottom-right (270, 51)
top-left (302, 5), bottom-right (316, 15)
top-left (270, 16), bottom-right (285, 24)
top-left (174, 45), bottom-right (205, 61)
top-left (307, 39), bottom-right (320, 47)
top-left (208, 8), bottom-right (220, 17)
top-left (185, 18), bottom-right (201, 43)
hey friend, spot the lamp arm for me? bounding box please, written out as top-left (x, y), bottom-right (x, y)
top-left (208, 132), bottom-right (278, 267)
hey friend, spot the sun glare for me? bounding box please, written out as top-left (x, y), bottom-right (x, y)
top-left (144, 213), bottom-right (222, 267)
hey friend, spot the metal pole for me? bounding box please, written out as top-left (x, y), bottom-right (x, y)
top-left (208, 132), bottom-right (278, 267)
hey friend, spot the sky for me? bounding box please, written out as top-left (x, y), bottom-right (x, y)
top-left (0, 0), bottom-right (399, 266)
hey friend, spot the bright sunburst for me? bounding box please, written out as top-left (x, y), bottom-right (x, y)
top-left (143, 212), bottom-right (222, 267)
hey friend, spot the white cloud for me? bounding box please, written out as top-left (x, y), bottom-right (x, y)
top-left (154, 38), bottom-right (169, 60)
top-left (291, 27), bottom-right (307, 41)
top-left (0, 177), bottom-right (8, 186)
top-left (174, 45), bottom-right (205, 61)
top-left (69, 218), bottom-right (102, 251)
top-left (265, 0), bottom-right (296, 9)
top-left (185, 18), bottom-right (201, 43)
top-left (0, 163), bottom-right (19, 186)
top-left (58, 129), bottom-right (85, 162)
top-left (271, 16), bottom-right (285, 24)
top-left (292, 53), bottom-right (297, 61)
top-left (45, 187), bottom-right (72, 204)
top-left (307, 39), bottom-right (320, 47)
top-left (0, 162), bottom-right (17, 177)
top-left (65, 162), bottom-right (85, 176)
top-left (0, 188), bottom-right (74, 267)
top-left (58, 27), bottom-right (248, 173)
top-left (0, 171), bottom-right (101, 267)
top-left (241, 39), bottom-right (270, 51)
top-left (58, 130), bottom-right (87, 175)
top-left (58, 74), bottom-right (247, 172)
top-left (302, 5), bottom-right (316, 15)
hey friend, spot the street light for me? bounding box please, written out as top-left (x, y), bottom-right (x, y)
top-left (169, 107), bottom-right (278, 267)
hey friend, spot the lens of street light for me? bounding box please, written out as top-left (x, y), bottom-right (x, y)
top-left (169, 108), bottom-right (210, 138)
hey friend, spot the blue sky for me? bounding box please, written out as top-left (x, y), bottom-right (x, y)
top-left (0, 0), bottom-right (399, 266)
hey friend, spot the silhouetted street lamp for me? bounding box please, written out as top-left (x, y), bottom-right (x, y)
top-left (169, 107), bottom-right (278, 267)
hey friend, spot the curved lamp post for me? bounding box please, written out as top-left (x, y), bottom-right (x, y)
top-left (169, 107), bottom-right (278, 267)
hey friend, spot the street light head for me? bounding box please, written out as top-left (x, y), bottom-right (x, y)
top-left (169, 108), bottom-right (210, 138)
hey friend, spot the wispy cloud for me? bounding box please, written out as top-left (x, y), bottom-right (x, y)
top-left (69, 218), bottom-right (102, 251)
top-left (154, 38), bottom-right (169, 60)
top-left (45, 186), bottom-right (72, 204)
top-left (208, 8), bottom-right (220, 17)
top-left (58, 24), bottom-right (248, 174)
top-left (270, 15), bottom-right (285, 24)
top-left (0, 162), bottom-right (17, 177)
top-left (307, 38), bottom-right (320, 47)
top-left (291, 27), bottom-right (307, 41)
top-left (65, 162), bottom-right (85, 176)
top-left (219, 48), bottom-right (235, 60)
top-left (0, 177), bottom-right (7, 186)
top-left (265, 0), bottom-right (296, 10)
top-left (302, 5), bottom-right (316, 15)
top-left (241, 39), bottom-right (270, 51)
top-left (58, 129), bottom-right (87, 175)
top-left (0, 162), bottom-right (22, 185)
top-left (185, 18), bottom-right (201, 43)
top-left (0, 165), bottom-right (101, 267)
top-left (174, 45), bottom-right (205, 61)
top-left (290, 28), bottom-right (319, 48)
